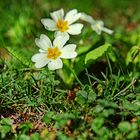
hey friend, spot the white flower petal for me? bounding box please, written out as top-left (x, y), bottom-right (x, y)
top-left (65, 9), bottom-right (81, 24)
top-left (35, 60), bottom-right (49, 68)
top-left (61, 44), bottom-right (77, 59)
top-left (53, 34), bottom-right (69, 49)
top-left (35, 34), bottom-right (52, 50)
top-left (54, 31), bottom-right (69, 38)
top-left (39, 49), bottom-right (46, 53)
top-left (31, 53), bottom-right (46, 62)
top-left (50, 8), bottom-right (64, 22)
top-left (101, 27), bottom-right (114, 34)
top-left (91, 21), bottom-right (104, 35)
top-left (65, 9), bottom-right (77, 18)
top-left (31, 53), bottom-right (49, 68)
top-left (41, 18), bottom-right (57, 31)
top-left (67, 23), bottom-right (83, 35)
top-left (96, 20), bottom-right (104, 27)
top-left (48, 58), bottom-right (63, 70)
top-left (80, 12), bottom-right (95, 24)
top-left (91, 20), bottom-right (113, 35)
top-left (91, 25), bottom-right (102, 35)
top-left (65, 9), bottom-right (77, 21)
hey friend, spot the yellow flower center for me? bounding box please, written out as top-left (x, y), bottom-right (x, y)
top-left (57, 19), bottom-right (69, 32)
top-left (47, 47), bottom-right (61, 60)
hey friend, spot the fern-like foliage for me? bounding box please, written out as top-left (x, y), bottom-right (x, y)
top-left (5, 46), bottom-right (33, 67)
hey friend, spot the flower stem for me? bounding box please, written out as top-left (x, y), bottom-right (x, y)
top-left (70, 69), bottom-right (83, 87)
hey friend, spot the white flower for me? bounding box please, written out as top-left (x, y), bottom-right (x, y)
top-left (41, 9), bottom-right (83, 37)
top-left (80, 13), bottom-right (113, 35)
top-left (91, 20), bottom-right (114, 35)
top-left (31, 34), bottom-right (77, 70)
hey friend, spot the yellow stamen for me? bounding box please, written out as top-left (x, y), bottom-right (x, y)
top-left (57, 19), bottom-right (69, 32)
top-left (47, 47), bottom-right (61, 60)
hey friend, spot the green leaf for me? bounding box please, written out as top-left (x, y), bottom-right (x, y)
top-left (0, 118), bottom-right (13, 139)
top-left (77, 44), bottom-right (93, 55)
top-left (102, 109), bottom-right (115, 117)
top-left (92, 117), bottom-right (104, 133)
top-left (83, 85), bottom-right (96, 103)
top-left (75, 90), bottom-right (88, 105)
top-left (118, 121), bottom-right (131, 132)
top-left (18, 134), bottom-right (30, 140)
top-left (75, 85), bottom-right (96, 104)
top-left (0, 125), bottom-right (11, 139)
top-left (131, 123), bottom-right (138, 130)
top-left (19, 122), bottom-right (33, 134)
top-left (43, 111), bottom-right (55, 124)
top-left (127, 130), bottom-right (138, 139)
top-left (57, 132), bottom-right (68, 140)
top-left (126, 45), bottom-right (140, 66)
top-left (57, 61), bottom-right (75, 87)
top-left (97, 127), bottom-right (112, 138)
top-left (88, 90), bottom-right (96, 103)
top-left (74, 54), bottom-right (86, 75)
top-left (5, 46), bottom-right (33, 67)
top-left (108, 47), bottom-right (118, 62)
top-left (123, 101), bottom-right (139, 111)
top-left (0, 118), bottom-right (13, 126)
top-left (30, 133), bottom-right (40, 140)
top-left (85, 43), bottom-right (111, 64)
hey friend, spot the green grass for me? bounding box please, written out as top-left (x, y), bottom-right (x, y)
top-left (0, 0), bottom-right (140, 139)
top-left (0, 65), bottom-right (140, 139)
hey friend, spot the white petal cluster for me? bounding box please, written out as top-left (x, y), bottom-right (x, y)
top-left (32, 8), bottom-right (83, 70)
top-left (31, 34), bottom-right (77, 70)
top-left (41, 9), bottom-right (83, 37)
top-left (31, 9), bottom-right (113, 70)
top-left (80, 13), bottom-right (113, 35)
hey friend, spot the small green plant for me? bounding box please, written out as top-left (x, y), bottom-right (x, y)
top-left (0, 118), bottom-right (13, 139)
